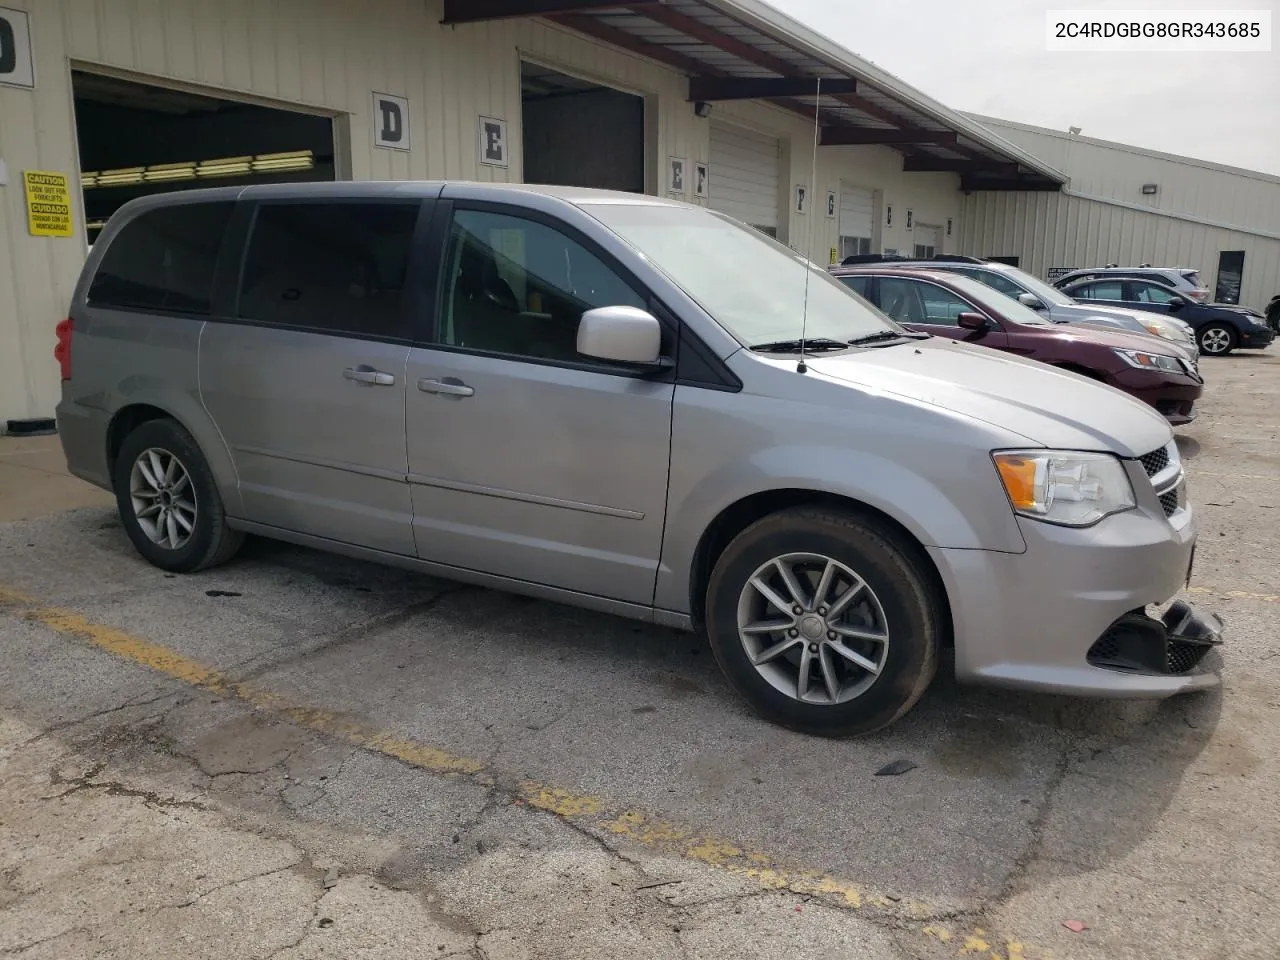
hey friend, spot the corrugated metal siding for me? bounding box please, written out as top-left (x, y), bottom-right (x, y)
top-left (0, 0), bottom-right (968, 422)
top-left (974, 118), bottom-right (1280, 237)
top-left (961, 190), bottom-right (1280, 312)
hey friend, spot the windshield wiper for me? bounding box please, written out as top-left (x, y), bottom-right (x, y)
top-left (750, 337), bottom-right (850, 353)
top-left (847, 330), bottom-right (925, 346)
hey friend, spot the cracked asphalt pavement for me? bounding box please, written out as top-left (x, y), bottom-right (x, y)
top-left (2, 352), bottom-right (1278, 959)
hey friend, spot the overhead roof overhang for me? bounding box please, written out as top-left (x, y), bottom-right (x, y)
top-left (441, 0), bottom-right (1067, 191)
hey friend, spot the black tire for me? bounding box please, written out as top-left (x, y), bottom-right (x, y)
top-left (113, 418), bottom-right (244, 573)
top-left (705, 507), bottom-right (940, 737)
top-left (1197, 323), bottom-right (1236, 356)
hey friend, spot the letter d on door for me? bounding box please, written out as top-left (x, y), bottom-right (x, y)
top-left (0, 17), bottom-right (16, 75)
top-left (372, 92), bottom-right (410, 151)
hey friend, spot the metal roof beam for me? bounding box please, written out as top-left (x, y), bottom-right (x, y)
top-left (904, 157), bottom-right (1019, 175)
top-left (548, 14), bottom-right (828, 126)
top-left (822, 128), bottom-right (957, 147)
top-left (549, 12), bottom-right (711, 75)
top-left (632, 3), bottom-right (954, 145)
top-left (443, 0), bottom-right (657, 25)
top-left (688, 76), bottom-right (857, 101)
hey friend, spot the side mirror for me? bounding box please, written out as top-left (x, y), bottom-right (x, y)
top-left (1167, 297), bottom-right (1187, 311)
top-left (957, 312), bottom-right (989, 331)
top-left (1017, 292), bottom-right (1045, 310)
top-left (577, 306), bottom-right (665, 368)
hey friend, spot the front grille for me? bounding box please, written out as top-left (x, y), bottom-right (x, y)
top-left (1167, 639), bottom-right (1213, 674)
top-left (1140, 447), bottom-right (1170, 477)
top-left (1088, 607), bottom-right (1219, 676)
top-left (1160, 489), bottom-right (1180, 517)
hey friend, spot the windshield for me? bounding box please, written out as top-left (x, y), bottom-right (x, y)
top-left (987, 265), bottom-right (1075, 307)
top-left (584, 202), bottom-right (901, 347)
top-left (941, 273), bottom-right (1054, 325)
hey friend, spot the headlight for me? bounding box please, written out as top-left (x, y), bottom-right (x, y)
top-left (1248, 314), bottom-right (1269, 327)
top-left (1113, 348), bottom-right (1183, 373)
top-left (993, 450), bottom-right (1136, 527)
top-left (1141, 319), bottom-right (1187, 341)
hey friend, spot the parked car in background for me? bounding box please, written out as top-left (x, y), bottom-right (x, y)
top-left (1267, 294), bottom-right (1280, 334)
top-left (1060, 276), bottom-right (1276, 356)
top-left (917, 258), bottom-right (1199, 355)
top-left (830, 264), bottom-right (1204, 424)
top-left (1053, 266), bottom-right (1211, 303)
top-left (57, 183), bottom-right (1223, 737)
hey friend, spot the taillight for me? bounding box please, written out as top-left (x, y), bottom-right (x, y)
top-left (54, 318), bottom-right (72, 381)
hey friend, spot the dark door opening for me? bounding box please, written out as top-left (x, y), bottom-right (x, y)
top-left (72, 71), bottom-right (336, 245)
top-left (521, 62), bottom-right (644, 193)
top-left (1215, 250), bottom-right (1245, 304)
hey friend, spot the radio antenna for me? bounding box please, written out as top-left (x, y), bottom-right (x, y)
top-left (797, 75), bottom-right (821, 374)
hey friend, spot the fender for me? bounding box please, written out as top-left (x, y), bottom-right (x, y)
top-left (96, 320), bottom-right (244, 517)
top-left (653, 441), bottom-right (1028, 615)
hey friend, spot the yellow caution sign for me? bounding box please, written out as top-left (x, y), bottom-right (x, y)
top-left (23, 170), bottom-right (75, 238)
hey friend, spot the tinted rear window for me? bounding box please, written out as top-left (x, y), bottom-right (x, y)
top-left (88, 202), bottom-right (234, 315)
top-left (237, 201), bottom-right (420, 340)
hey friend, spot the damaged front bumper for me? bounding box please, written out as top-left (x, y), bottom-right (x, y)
top-left (1087, 600), bottom-right (1225, 677)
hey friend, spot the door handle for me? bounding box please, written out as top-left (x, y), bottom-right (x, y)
top-left (344, 366), bottom-right (396, 386)
top-left (418, 378), bottom-right (475, 398)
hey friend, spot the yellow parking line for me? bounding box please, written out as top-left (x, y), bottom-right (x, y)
top-left (0, 584), bottom-right (1045, 959)
top-left (1187, 586), bottom-right (1280, 603)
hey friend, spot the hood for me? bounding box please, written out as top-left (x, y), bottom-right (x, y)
top-left (1063, 317), bottom-right (1198, 362)
top-left (1054, 301), bottom-right (1195, 335)
top-left (805, 337), bottom-right (1172, 458)
top-left (1037, 321), bottom-right (1192, 358)
top-left (1203, 302), bottom-right (1264, 316)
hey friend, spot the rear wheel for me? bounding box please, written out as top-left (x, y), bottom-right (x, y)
top-left (705, 508), bottom-right (940, 737)
top-left (113, 419), bottom-right (243, 573)
top-left (1198, 323), bottom-right (1236, 356)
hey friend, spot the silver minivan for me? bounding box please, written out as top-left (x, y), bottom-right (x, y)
top-left (55, 182), bottom-right (1224, 736)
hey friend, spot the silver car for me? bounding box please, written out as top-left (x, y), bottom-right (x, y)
top-left (925, 260), bottom-right (1199, 357)
top-left (55, 182), bottom-right (1224, 736)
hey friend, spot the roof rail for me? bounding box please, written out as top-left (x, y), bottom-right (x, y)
top-left (928, 254), bottom-right (987, 264)
top-left (839, 253), bottom-right (912, 265)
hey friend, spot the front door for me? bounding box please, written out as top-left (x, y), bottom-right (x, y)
top-left (405, 203), bottom-right (675, 605)
top-left (200, 197), bottom-right (428, 556)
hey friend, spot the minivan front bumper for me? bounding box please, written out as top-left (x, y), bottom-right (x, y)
top-left (929, 507), bottom-right (1223, 697)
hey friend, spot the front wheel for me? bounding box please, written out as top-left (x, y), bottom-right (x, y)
top-left (1198, 323), bottom-right (1236, 356)
top-left (705, 508), bottom-right (940, 737)
top-left (113, 419), bottom-right (244, 573)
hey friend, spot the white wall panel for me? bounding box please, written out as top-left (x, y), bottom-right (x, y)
top-left (0, 0), bottom-right (969, 423)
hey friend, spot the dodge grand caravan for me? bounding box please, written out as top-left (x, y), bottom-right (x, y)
top-left (55, 182), bottom-right (1225, 736)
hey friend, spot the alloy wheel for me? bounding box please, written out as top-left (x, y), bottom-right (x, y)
top-left (1200, 327), bottom-right (1232, 354)
top-left (129, 447), bottom-right (198, 550)
top-left (736, 552), bottom-right (890, 705)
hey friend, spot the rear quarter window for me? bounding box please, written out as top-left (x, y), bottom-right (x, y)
top-left (87, 202), bottom-right (234, 315)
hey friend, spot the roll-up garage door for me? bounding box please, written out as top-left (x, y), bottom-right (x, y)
top-left (709, 122), bottom-right (780, 236)
top-left (838, 185), bottom-right (874, 260)
top-left (913, 224), bottom-right (943, 259)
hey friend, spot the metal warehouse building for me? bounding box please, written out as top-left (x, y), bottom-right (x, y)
top-left (960, 115), bottom-right (1280, 314)
top-left (0, 0), bottom-right (1068, 431)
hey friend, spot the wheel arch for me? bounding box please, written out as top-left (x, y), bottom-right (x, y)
top-left (686, 488), bottom-right (953, 647)
top-left (104, 395), bottom-right (242, 516)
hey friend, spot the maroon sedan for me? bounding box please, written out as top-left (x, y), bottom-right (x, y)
top-left (830, 265), bottom-right (1203, 425)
